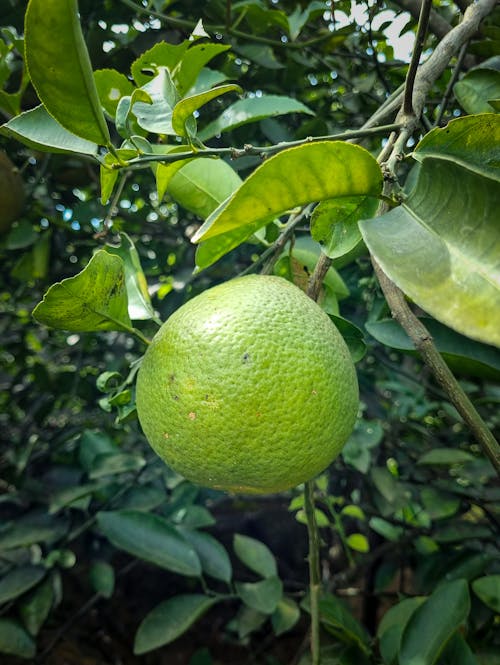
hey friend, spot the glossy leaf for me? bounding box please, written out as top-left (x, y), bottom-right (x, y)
top-left (168, 157), bottom-right (242, 219)
top-left (195, 218), bottom-right (265, 271)
top-left (33, 251), bottom-right (131, 333)
top-left (0, 619), bottom-right (35, 659)
top-left (172, 84), bottom-right (242, 137)
top-left (1, 105), bottom-right (98, 155)
top-left (199, 94), bottom-right (313, 140)
top-left (174, 43), bottom-right (231, 96)
top-left (0, 566), bottom-right (45, 604)
top-left (105, 233), bottom-right (156, 320)
top-left (399, 579), bottom-right (470, 665)
top-left (365, 318), bottom-right (500, 380)
top-left (377, 597), bottom-right (426, 665)
top-left (19, 577), bottom-right (54, 636)
top-left (94, 68), bottom-right (134, 118)
top-left (414, 114), bottom-right (500, 181)
top-left (178, 529), bottom-right (232, 583)
top-left (360, 158), bottom-right (500, 348)
top-left (24, 0), bottom-right (110, 145)
top-left (134, 68), bottom-right (178, 135)
top-left (134, 594), bottom-right (217, 655)
top-left (131, 42), bottom-right (189, 86)
top-left (454, 70), bottom-right (500, 114)
top-left (96, 510), bottom-right (201, 576)
top-left (193, 142), bottom-right (382, 242)
top-left (233, 533), bottom-right (277, 578)
top-left (236, 576), bottom-right (283, 614)
top-left (472, 575), bottom-right (500, 612)
top-left (311, 195), bottom-right (377, 259)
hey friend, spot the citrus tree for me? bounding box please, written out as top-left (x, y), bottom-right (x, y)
top-left (1, 0), bottom-right (499, 663)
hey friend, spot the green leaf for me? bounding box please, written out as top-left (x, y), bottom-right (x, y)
top-left (174, 43), bottom-right (232, 96)
top-left (94, 68), bottom-right (134, 118)
top-left (18, 576), bottom-right (54, 637)
top-left (414, 114), bottom-right (500, 181)
top-left (399, 580), bottom-right (470, 665)
top-left (88, 452), bottom-right (146, 479)
top-left (193, 142), bottom-right (382, 243)
top-left (417, 449), bottom-right (475, 466)
top-left (271, 596), bottom-right (301, 636)
top-left (454, 70), bottom-right (500, 114)
top-left (178, 529), bottom-right (232, 583)
top-left (330, 315), bottom-right (366, 363)
top-left (0, 514), bottom-right (68, 551)
top-left (32, 251), bottom-right (132, 333)
top-left (89, 561), bottom-right (115, 599)
top-left (236, 576), bottom-right (283, 614)
top-left (233, 533), bottom-right (277, 578)
top-left (1, 105), bottom-right (99, 155)
top-left (314, 592), bottom-right (371, 654)
top-left (235, 606), bottom-right (268, 639)
top-left (194, 218), bottom-right (264, 271)
top-left (310, 196), bottom-right (377, 259)
top-left (365, 318), bottom-right (500, 381)
top-left (134, 594), bottom-right (217, 655)
top-left (346, 533), bottom-right (369, 553)
top-left (342, 419), bottom-right (383, 473)
top-left (0, 619), bottom-right (36, 659)
top-left (0, 566), bottom-right (45, 604)
top-left (377, 597), bottom-right (426, 665)
top-left (199, 94), bottom-right (314, 140)
top-left (359, 158), bottom-right (500, 348)
top-left (168, 157), bottom-right (242, 219)
top-left (131, 42), bottom-right (190, 87)
top-left (96, 510), bottom-right (201, 577)
top-left (172, 84), bottom-right (242, 137)
top-left (24, 0), bottom-right (110, 145)
top-left (134, 68), bottom-right (179, 135)
top-left (105, 233), bottom-right (156, 321)
top-left (438, 632), bottom-right (478, 665)
top-left (472, 575), bottom-right (500, 612)
top-left (420, 488), bottom-right (460, 521)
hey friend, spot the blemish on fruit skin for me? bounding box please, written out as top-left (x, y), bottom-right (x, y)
top-left (169, 374), bottom-right (175, 382)
top-left (188, 412), bottom-right (196, 420)
top-left (311, 389), bottom-right (317, 396)
top-left (242, 352), bottom-right (250, 363)
top-left (164, 432), bottom-right (170, 439)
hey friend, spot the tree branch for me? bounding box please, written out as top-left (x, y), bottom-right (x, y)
top-left (393, 0), bottom-right (454, 41)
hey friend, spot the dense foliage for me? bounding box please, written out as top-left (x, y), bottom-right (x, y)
top-left (1, 0), bottom-right (499, 663)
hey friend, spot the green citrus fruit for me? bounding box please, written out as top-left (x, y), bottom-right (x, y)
top-left (136, 274), bottom-right (358, 494)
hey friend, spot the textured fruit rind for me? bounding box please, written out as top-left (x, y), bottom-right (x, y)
top-left (136, 275), bottom-right (358, 494)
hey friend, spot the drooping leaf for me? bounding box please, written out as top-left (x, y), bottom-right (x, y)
top-left (472, 575), bottom-right (500, 612)
top-left (134, 594), bottom-right (217, 655)
top-left (168, 157), bottom-right (242, 219)
top-left (193, 142), bottom-right (382, 243)
top-left (0, 619), bottom-right (36, 659)
top-left (24, 0), bottom-right (110, 145)
top-left (172, 84), bottom-right (242, 137)
top-left (1, 105), bottom-right (98, 155)
top-left (365, 317), bottom-right (500, 380)
top-left (105, 233), bottom-right (156, 321)
top-left (199, 94), bottom-right (314, 140)
top-left (0, 566), bottom-right (45, 604)
top-left (33, 251), bottom-right (131, 333)
top-left (311, 592), bottom-right (371, 654)
top-left (178, 529), bottom-right (232, 583)
top-left (236, 576), bottom-right (283, 614)
top-left (360, 158), bottom-right (500, 348)
top-left (96, 510), bottom-right (201, 576)
top-left (414, 114), bottom-right (500, 181)
top-left (454, 70), bottom-right (500, 114)
top-left (233, 533), bottom-right (277, 578)
top-left (399, 580), bottom-right (470, 665)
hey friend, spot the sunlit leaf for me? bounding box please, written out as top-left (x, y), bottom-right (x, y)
top-left (172, 84), bottom-right (242, 137)
top-left (1, 105), bottom-right (98, 155)
top-left (33, 251), bottom-right (131, 333)
top-left (25, 0), bottom-right (110, 145)
top-left (193, 142), bottom-right (382, 242)
top-left (94, 68), bottom-right (134, 118)
top-left (360, 158), bottom-right (500, 348)
top-left (199, 94), bottom-right (314, 140)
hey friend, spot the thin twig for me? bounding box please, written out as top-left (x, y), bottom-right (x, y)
top-left (434, 41), bottom-right (469, 126)
top-left (304, 480), bottom-right (321, 665)
top-left (403, 0), bottom-right (433, 116)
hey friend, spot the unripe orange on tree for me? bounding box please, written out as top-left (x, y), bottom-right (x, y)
top-left (0, 151), bottom-right (24, 234)
top-left (136, 275), bottom-right (359, 494)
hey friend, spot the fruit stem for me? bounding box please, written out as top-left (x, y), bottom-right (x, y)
top-left (304, 479), bottom-right (321, 665)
